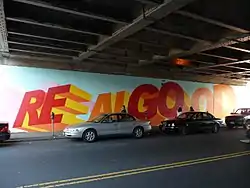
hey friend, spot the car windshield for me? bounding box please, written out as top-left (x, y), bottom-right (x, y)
top-left (88, 114), bottom-right (107, 123)
top-left (177, 112), bottom-right (194, 119)
top-left (235, 108), bottom-right (250, 114)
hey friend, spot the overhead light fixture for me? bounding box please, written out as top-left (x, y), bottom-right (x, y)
top-left (174, 58), bottom-right (190, 66)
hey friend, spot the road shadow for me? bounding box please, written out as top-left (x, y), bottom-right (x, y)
top-left (0, 141), bottom-right (19, 147)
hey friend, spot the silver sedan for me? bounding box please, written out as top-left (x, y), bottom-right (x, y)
top-left (63, 113), bottom-right (152, 142)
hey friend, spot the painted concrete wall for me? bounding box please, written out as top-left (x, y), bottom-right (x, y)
top-left (0, 65), bottom-right (248, 133)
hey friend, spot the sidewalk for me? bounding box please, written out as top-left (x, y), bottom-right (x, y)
top-left (9, 132), bottom-right (65, 142)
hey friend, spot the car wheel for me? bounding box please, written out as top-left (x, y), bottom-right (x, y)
top-left (159, 124), bottom-right (167, 134)
top-left (133, 127), bottom-right (144, 138)
top-left (181, 126), bottom-right (188, 135)
top-left (244, 120), bottom-right (250, 129)
top-left (246, 129), bottom-right (250, 139)
top-left (159, 124), bottom-right (164, 132)
top-left (212, 124), bottom-right (219, 133)
top-left (82, 129), bottom-right (97, 143)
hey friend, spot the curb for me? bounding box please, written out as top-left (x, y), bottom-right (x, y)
top-left (7, 136), bottom-right (66, 143)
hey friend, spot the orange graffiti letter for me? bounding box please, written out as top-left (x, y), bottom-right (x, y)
top-left (191, 88), bottom-right (213, 112)
top-left (214, 84), bottom-right (236, 118)
top-left (90, 93), bottom-right (112, 119)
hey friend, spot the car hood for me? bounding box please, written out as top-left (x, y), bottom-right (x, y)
top-left (163, 119), bottom-right (180, 124)
top-left (226, 114), bottom-right (245, 118)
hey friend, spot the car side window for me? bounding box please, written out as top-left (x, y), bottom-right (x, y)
top-left (118, 114), bottom-right (135, 122)
top-left (195, 113), bottom-right (203, 120)
top-left (202, 113), bottom-right (210, 120)
top-left (102, 115), bottom-right (118, 123)
top-left (207, 113), bottom-right (214, 119)
top-left (191, 113), bottom-right (201, 120)
top-left (202, 113), bottom-right (214, 120)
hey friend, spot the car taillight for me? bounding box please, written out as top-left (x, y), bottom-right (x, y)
top-left (0, 125), bottom-right (9, 133)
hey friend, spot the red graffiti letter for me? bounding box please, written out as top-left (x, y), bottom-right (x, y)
top-left (158, 82), bottom-right (184, 118)
top-left (39, 85), bottom-right (69, 124)
top-left (128, 84), bottom-right (159, 119)
top-left (13, 90), bottom-right (46, 128)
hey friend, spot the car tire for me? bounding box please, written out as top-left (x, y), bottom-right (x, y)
top-left (159, 124), bottom-right (164, 132)
top-left (246, 129), bottom-right (250, 139)
top-left (180, 126), bottom-right (188, 135)
top-left (212, 124), bottom-right (219, 133)
top-left (133, 127), bottom-right (144, 139)
top-left (244, 120), bottom-right (250, 129)
top-left (82, 129), bottom-right (97, 143)
top-left (159, 124), bottom-right (167, 134)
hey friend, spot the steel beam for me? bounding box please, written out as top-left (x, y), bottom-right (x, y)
top-left (87, 57), bottom-right (130, 65)
top-left (12, 0), bottom-right (127, 25)
top-left (6, 54), bottom-right (74, 64)
top-left (9, 48), bottom-right (76, 58)
top-left (224, 46), bottom-right (250, 53)
top-left (225, 65), bottom-right (250, 71)
top-left (0, 0), bottom-right (8, 52)
top-left (170, 34), bottom-right (250, 59)
top-left (78, 0), bottom-right (196, 61)
top-left (145, 27), bottom-right (250, 57)
top-left (145, 27), bottom-right (207, 43)
top-left (8, 41), bottom-right (82, 52)
top-left (175, 10), bottom-right (249, 33)
top-left (212, 70), bottom-right (250, 77)
top-left (133, 0), bottom-right (161, 5)
top-left (6, 17), bottom-right (108, 37)
top-left (8, 31), bottom-right (92, 46)
top-left (90, 50), bottom-right (139, 61)
top-left (198, 52), bottom-right (239, 61)
top-left (205, 68), bottom-right (232, 73)
top-left (190, 59), bottom-right (250, 70)
top-left (124, 38), bottom-right (167, 48)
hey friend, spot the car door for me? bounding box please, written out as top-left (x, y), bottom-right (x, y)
top-left (117, 114), bottom-right (136, 134)
top-left (188, 112), bottom-right (204, 132)
top-left (201, 112), bottom-right (214, 130)
top-left (99, 114), bottom-right (119, 135)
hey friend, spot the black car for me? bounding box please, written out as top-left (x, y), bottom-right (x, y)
top-left (159, 112), bottom-right (222, 135)
top-left (0, 122), bottom-right (10, 142)
top-left (225, 108), bottom-right (250, 129)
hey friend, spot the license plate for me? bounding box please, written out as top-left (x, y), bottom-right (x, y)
top-left (229, 122), bottom-right (235, 124)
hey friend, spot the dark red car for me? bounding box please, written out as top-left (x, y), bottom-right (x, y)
top-left (0, 122), bottom-right (10, 142)
top-left (225, 108), bottom-right (250, 129)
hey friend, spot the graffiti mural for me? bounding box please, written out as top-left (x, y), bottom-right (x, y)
top-left (0, 65), bottom-right (245, 132)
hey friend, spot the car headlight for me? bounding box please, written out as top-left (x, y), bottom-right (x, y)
top-left (171, 123), bottom-right (175, 127)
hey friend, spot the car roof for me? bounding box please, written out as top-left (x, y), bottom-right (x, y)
top-left (182, 111), bottom-right (210, 113)
top-left (106, 112), bottom-right (133, 116)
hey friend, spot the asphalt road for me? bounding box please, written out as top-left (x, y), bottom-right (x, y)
top-left (1, 129), bottom-right (250, 188)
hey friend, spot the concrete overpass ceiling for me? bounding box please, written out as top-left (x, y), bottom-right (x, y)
top-left (1, 0), bottom-right (250, 85)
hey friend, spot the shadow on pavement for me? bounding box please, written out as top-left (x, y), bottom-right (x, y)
top-left (0, 141), bottom-right (19, 147)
